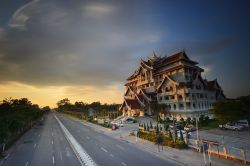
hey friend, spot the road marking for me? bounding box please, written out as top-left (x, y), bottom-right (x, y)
top-left (52, 140), bottom-right (53, 145)
top-left (60, 152), bottom-right (63, 161)
top-left (34, 143), bottom-right (36, 148)
top-left (101, 147), bottom-right (108, 153)
top-left (52, 155), bottom-right (55, 165)
top-left (38, 134), bottom-right (40, 137)
top-left (52, 132), bottom-right (54, 137)
top-left (121, 162), bottom-right (127, 166)
top-left (54, 115), bottom-right (96, 166)
top-left (110, 154), bottom-right (114, 157)
top-left (25, 161), bottom-right (29, 166)
top-left (116, 144), bottom-right (124, 150)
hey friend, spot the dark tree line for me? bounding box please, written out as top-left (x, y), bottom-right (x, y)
top-left (211, 95), bottom-right (250, 123)
top-left (56, 98), bottom-right (120, 116)
top-left (0, 98), bottom-right (47, 149)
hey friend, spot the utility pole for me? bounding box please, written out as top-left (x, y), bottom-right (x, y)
top-left (196, 117), bottom-right (200, 145)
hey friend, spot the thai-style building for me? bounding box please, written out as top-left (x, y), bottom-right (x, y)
top-left (120, 50), bottom-right (225, 120)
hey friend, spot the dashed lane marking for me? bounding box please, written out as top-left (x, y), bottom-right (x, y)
top-left (121, 162), bottom-right (127, 166)
top-left (52, 155), bottom-right (55, 165)
top-left (101, 147), bottom-right (108, 153)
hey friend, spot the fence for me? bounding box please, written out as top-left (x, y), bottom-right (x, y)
top-left (187, 138), bottom-right (250, 164)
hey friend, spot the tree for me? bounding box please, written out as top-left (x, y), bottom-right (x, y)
top-left (146, 123), bottom-right (150, 131)
top-left (155, 133), bottom-right (164, 152)
top-left (143, 123), bottom-right (146, 131)
top-left (150, 121), bottom-right (153, 129)
top-left (56, 98), bottom-right (71, 111)
top-left (168, 130), bottom-right (173, 140)
top-left (150, 102), bottom-right (169, 125)
top-left (156, 124), bottom-right (159, 135)
top-left (211, 100), bottom-right (250, 123)
top-left (179, 130), bottom-right (184, 141)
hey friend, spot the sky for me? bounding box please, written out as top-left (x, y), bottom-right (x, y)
top-left (0, 0), bottom-right (250, 107)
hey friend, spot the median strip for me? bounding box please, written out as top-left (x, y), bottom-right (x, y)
top-left (54, 115), bottom-right (96, 166)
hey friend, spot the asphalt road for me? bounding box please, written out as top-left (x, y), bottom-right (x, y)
top-left (3, 113), bottom-right (81, 166)
top-left (3, 112), bottom-right (180, 166)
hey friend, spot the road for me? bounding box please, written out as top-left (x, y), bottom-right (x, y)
top-left (3, 113), bottom-right (80, 166)
top-left (3, 112), bottom-right (180, 166)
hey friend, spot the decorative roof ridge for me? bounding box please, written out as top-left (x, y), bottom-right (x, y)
top-left (140, 59), bottom-right (153, 69)
top-left (140, 89), bottom-right (152, 102)
top-left (124, 98), bottom-right (131, 110)
top-left (157, 75), bottom-right (179, 91)
top-left (134, 92), bottom-right (146, 107)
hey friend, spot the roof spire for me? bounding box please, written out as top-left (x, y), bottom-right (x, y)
top-left (148, 51), bottom-right (158, 61)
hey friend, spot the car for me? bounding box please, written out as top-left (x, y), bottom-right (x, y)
top-left (236, 120), bottom-right (249, 128)
top-left (219, 123), bottom-right (243, 131)
top-left (169, 129), bottom-right (191, 138)
top-left (110, 121), bottom-right (124, 127)
top-left (184, 125), bottom-right (196, 132)
top-left (169, 124), bottom-right (184, 130)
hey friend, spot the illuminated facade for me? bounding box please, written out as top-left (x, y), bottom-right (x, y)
top-left (120, 51), bottom-right (225, 119)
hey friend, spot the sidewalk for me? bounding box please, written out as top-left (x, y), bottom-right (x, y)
top-left (65, 114), bottom-right (244, 166)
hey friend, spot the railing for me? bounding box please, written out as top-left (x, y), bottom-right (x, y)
top-left (187, 138), bottom-right (250, 164)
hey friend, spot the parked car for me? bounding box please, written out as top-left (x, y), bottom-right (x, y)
top-left (125, 117), bottom-right (136, 124)
top-left (169, 129), bottom-right (191, 138)
top-left (236, 120), bottom-right (249, 128)
top-left (110, 121), bottom-right (124, 127)
top-left (184, 125), bottom-right (196, 132)
top-left (219, 123), bottom-right (244, 131)
top-left (169, 124), bottom-right (184, 130)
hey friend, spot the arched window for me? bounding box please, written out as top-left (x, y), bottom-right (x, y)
top-left (178, 95), bottom-right (183, 101)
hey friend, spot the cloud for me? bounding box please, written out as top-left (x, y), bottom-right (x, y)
top-left (8, 0), bottom-right (40, 30)
top-left (83, 3), bottom-right (116, 18)
top-left (0, 0), bottom-right (162, 89)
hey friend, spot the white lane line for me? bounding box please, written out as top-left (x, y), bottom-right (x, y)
top-left (52, 140), bottom-right (54, 145)
top-left (60, 152), bottom-right (63, 161)
top-left (121, 162), bottom-right (127, 166)
top-left (54, 115), bottom-right (96, 166)
top-left (34, 143), bottom-right (37, 149)
top-left (25, 161), bottom-right (29, 166)
top-left (101, 147), bottom-right (108, 153)
top-left (110, 154), bottom-right (114, 157)
top-left (52, 155), bottom-right (55, 165)
top-left (52, 132), bottom-right (54, 137)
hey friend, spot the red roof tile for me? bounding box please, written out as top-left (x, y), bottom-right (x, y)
top-left (125, 98), bottom-right (142, 109)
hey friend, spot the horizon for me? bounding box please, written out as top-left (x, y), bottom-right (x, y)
top-left (0, 0), bottom-right (250, 107)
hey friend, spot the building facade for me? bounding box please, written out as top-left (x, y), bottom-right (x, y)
top-left (120, 51), bottom-right (225, 120)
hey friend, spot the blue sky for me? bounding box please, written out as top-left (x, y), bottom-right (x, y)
top-left (0, 0), bottom-right (249, 106)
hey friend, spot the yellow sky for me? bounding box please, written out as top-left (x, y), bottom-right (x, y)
top-left (0, 81), bottom-right (123, 107)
